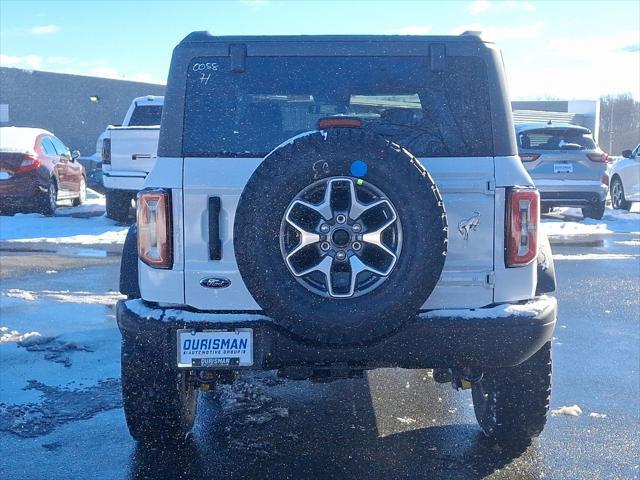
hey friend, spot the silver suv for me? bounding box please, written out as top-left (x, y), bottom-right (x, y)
top-left (516, 122), bottom-right (609, 219)
top-left (117, 32), bottom-right (557, 446)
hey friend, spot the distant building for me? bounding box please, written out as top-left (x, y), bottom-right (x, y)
top-left (511, 100), bottom-right (600, 141)
top-left (0, 67), bottom-right (164, 156)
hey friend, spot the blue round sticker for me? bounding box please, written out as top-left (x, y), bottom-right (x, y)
top-left (350, 160), bottom-right (368, 178)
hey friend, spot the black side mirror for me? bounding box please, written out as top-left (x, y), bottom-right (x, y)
top-left (621, 150), bottom-right (632, 158)
top-left (72, 150), bottom-right (81, 160)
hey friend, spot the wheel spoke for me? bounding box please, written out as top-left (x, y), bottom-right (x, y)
top-left (290, 254), bottom-right (333, 281)
top-left (361, 212), bottom-right (398, 270)
top-left (345, 255), bottom-right (387, 296)
top-left (284, 207), bottom-right (321, 260)
top-left (346, 179), bottom-right (391, 220)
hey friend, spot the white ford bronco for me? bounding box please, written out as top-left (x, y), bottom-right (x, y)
top-left (100, 95), bottom-right (163, 222)
top-left (117, 32), bottom-right (557, 444)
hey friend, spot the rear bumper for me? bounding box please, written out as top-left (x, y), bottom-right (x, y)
top-left (0, 168), bottom-right (49, 203)
top-left (102, 170), bottom-right (147, 190)
top-left (536, 181), bottom-right (608, 207)
top-left (117, 296), bottom-right (557, 371)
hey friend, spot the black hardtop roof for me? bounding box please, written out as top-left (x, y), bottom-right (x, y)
top-left (179, 31), bottom-right (489, 45)
top-left (158, 30), bottom-right (516, 158)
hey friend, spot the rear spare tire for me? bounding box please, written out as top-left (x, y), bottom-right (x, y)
top-left (234, 129), bottom-right (447, 344)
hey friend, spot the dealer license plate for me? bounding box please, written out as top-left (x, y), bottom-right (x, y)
top-left (553, 163), bottom-right (573, 174)
top-left (177, 329), bottom-right (253, 368)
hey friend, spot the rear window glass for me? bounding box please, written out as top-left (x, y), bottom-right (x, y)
top-left (41, 137), bottom-right (57, 155)
top-left (128, 105), bottom-right (163, 126)
top-left (182, 56), bottom-right (493, 157)
top-left (518, 128), bottom-right (596, 150)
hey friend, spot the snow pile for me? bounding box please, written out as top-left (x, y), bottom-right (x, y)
top-left (0, 191), bottom-right (128, 245)
top-left (0, 214), bottom-right (127, 245)
top-left (589, 412), bottom-right (607, 419)
top-left (41, 290), bottom-right (125, 305)
top-left (542, 207), bottom-right (640, 238)
top-left (551, 405), bottom-right (583, 417)
top-left (421, 295), bottom-right (555, 320)
top-left (0, 327), bottom-right (41, 344)
top-left (1, 289), bottom-right (124, 306)
top-left (3, 289), bottom-right (37, 301)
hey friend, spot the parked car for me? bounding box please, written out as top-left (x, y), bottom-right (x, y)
top-left (516, 122), bottom-right (609, 219)
top-left (116, 32), bottom-right (557, 445)
top-left (609, 144), bottom-right (640, 210)
top-left (99, 95), bottom-right (163, 222)
top-left (0, 127), bottom-right (86, 215)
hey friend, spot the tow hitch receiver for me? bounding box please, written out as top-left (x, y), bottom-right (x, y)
top-left (434, 368), bottom-right (483, 390)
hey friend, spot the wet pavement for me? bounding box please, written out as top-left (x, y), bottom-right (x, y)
top-left (0, 231), bottom-right (638, 479)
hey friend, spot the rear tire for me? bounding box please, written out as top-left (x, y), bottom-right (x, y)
top-left (472, 341), bottom-right (552, 443)
top-left (105, 189), bottom-right (131, 222)
top-left (38, 180), bottom-right (58, 216)
top-left (121, 332), bottom-right (198, 443)
top-left (72, 177), bottom-right (87, 206)
top-left (582, 200), bottom-right (605, 220)
top-left (610, 176), bottom-right (631, 211)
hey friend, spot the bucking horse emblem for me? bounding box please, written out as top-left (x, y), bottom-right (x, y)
top-left (458, 211), bottom-right (480, 240)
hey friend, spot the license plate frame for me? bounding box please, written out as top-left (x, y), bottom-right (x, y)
top-left (553, 163), bottom-right (573, 174)
top-left (176, 328), bottom-right (253, 368)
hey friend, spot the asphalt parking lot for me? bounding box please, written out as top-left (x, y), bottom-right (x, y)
top-left (0, 206), bottom-right (638, 480)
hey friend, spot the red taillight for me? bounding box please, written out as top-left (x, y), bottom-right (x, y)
top-left (137, 189), bottom-right (172, 269)
top-left (586, 152), bottom-right (608, 163)
top-left (318, 117), bottom-right (363, 129)
top-left (15, 155), bottom-right (41, 173)
top-left (506, 188), bottom-right (539, 267)
top-left (602, 174), bottom-right (609, 186)
top-left (102, 138), bottom-right (111, 164)
top-left (519, 153), bottom-right (541, 162)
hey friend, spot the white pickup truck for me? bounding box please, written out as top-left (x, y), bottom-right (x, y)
top-left (100, 95), bottom-right (163, 221)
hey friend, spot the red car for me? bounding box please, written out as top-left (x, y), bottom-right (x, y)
top-left (0, 127), bottom-right (86, 215)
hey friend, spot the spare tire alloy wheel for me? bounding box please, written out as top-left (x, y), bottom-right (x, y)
top-left (234, 129), bottom-right (447, 344)
top-left (281, 177), bottom-right (401, 298)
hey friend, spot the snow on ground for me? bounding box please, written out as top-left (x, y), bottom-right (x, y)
top-left (0, 190), bottom-right (128, 245)
top-left (542, 206), bottom-right (640, 238)
top-left (551, 405), bottom-right (583, 417)
top-left (0, 327), bottom-right (41, 344)
top-left (1, 288), bottom-right (125, 307)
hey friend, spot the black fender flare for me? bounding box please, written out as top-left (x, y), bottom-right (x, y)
top-left (119, 225), bottom-right (140, 298)
top-left (536, 231), bottom-right (556, 295)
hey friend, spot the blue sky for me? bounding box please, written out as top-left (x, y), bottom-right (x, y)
top-left (1, 0), bottom-right (638, 99)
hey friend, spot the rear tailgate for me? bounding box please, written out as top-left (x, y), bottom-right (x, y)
top-left (182, 155), bottom-right (496, 311)
top-left (106, 126), bottom-right (159, 174)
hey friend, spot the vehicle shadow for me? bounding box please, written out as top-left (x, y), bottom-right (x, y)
top-left (127, 372), bottom-right (542, 480)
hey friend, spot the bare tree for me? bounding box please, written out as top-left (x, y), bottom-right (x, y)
top-left (599, 93), bottom-right (640, 154)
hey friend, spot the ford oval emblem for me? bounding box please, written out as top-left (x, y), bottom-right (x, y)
top-left (200, 277), bottom-right (231, 289)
